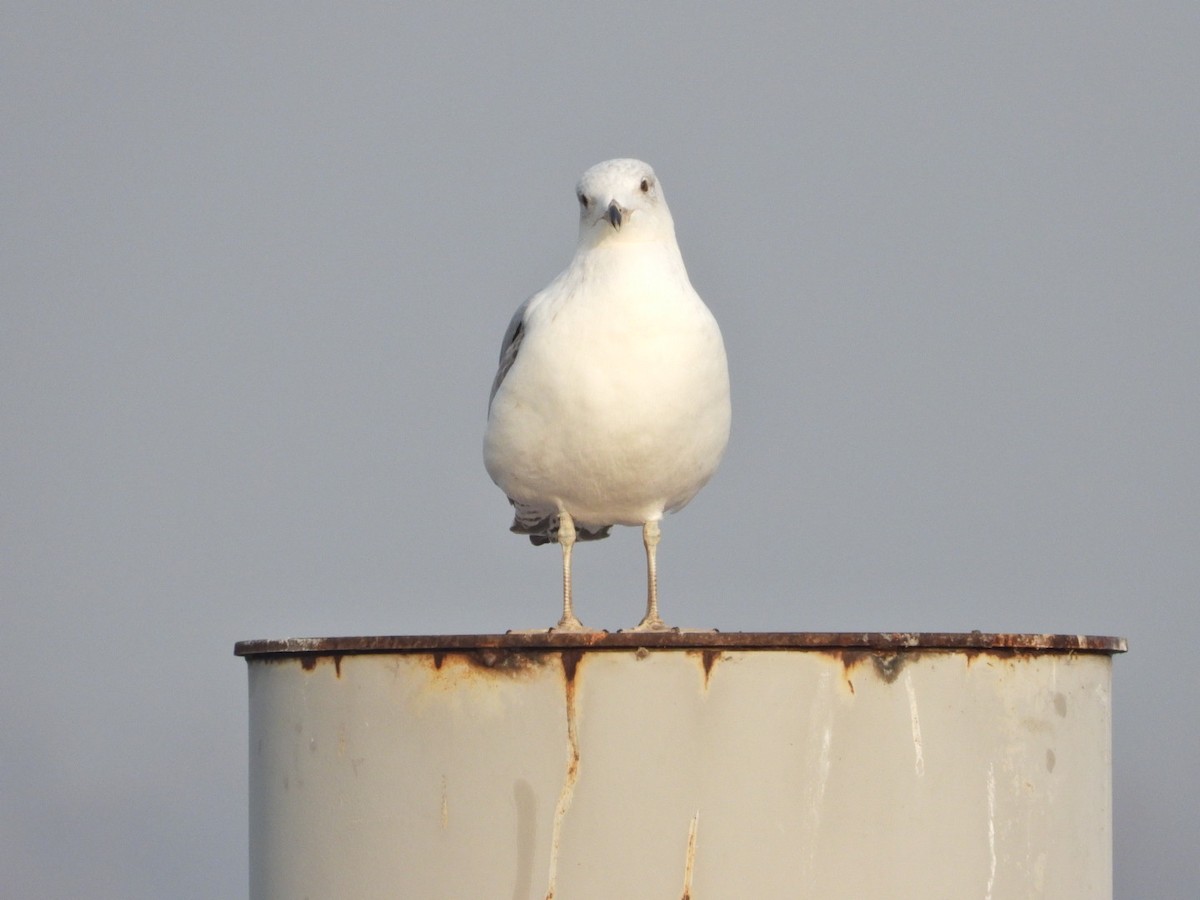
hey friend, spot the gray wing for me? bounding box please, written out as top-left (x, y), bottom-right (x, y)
top-left (488, 298), bottom-right (530, 413)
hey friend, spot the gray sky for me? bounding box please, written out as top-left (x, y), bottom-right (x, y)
top-left (3, 3), bottom-right (1196, 896)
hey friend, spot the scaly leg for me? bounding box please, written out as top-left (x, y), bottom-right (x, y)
top-left (633, 519), bottom-right (668, 630)
top-left (555, 512), bottom-right (584, 631)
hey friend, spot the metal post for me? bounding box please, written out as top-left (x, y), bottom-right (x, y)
top-left (237, 632), bottom-right (1124, 899)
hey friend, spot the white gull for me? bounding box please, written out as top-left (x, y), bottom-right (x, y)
top-left (484, 158), bottom-right (731, 631)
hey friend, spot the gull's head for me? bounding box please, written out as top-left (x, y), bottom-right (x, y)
top-left (575, 158), bottom-right (675, 247)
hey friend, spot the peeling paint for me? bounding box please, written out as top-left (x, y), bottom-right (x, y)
top-left (680, 810), bottom-right (699, 899)
top-left (904, 670), bottom-right (925, 777)
top-left (986, 762), bottom-right (997, 900)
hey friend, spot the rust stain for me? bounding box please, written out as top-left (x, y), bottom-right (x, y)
top-left (413, 649), bottom-right (555, 686)
top-left (683, 648), bottom-right (724, 688)
top-left (295, 653), bottom-right (342, 677)
top-left (827, 645), bottom-right (1070, 685)
top-left (545, 650), bottom-right (583, 899)
top-left (470, 647), bottom-right (543, 672)
top-left (560, 648), bottom-right (583, 684)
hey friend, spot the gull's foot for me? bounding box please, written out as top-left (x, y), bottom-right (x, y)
top-left (624, 615), bottom-right (675, 633)
top-left (507, 619), bottom-right (604, 635)
top-left (551, 614), bottom-right (588, 632)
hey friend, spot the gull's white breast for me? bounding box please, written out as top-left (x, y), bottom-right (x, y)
top-left (484, 241), bottom-right (731, 528)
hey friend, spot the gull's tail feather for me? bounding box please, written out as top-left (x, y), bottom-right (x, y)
top-left (508, 501), bottom-right (612, 546)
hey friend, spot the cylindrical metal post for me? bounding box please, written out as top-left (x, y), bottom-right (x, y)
top-left (237, 632), bottom-right (1124, 899)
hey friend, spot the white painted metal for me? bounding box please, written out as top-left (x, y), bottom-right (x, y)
top-left (244, 642), bottom-right (1116, 899)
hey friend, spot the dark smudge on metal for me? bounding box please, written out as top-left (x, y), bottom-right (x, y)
top-left (829, 646), bottom-right (1072, 684)
top-left (413, 648), bottom-right (554, 681)
top-left (831, 649), bottom-right (910, 684)
top-left (871, 652), bottom-right (905, 683)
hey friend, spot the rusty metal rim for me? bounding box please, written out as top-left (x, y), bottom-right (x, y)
top-left (234, 631), bottom-right (1126, 658)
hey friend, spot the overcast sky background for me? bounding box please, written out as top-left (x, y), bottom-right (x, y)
top-left (3, 3), bottom-right (1196, 897)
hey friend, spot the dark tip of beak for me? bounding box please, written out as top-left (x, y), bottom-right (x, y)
top-left (605, 202), bottom-right (623, 230)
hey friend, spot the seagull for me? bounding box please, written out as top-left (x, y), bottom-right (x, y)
top-left (484, 159), bottom-right (731, 631)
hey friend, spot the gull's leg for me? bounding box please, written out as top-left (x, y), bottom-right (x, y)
top-left (633, 519), bottom-right (668, 630)
top-left (555, 511), bottom-right (584, 631)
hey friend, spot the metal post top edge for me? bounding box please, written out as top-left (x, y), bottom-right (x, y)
top-left (234, 631), bottom-right (1127, 658)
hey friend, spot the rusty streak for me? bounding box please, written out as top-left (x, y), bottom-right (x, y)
top-left (546, 648), bottom-right (583, 898)
top-left (560, 648), bottom-right (583, 684)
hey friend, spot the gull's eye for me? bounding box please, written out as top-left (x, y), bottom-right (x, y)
top-left (578, 192), bottom-right (589, 208)
top-left (640, 178), bottom-right (651, 193)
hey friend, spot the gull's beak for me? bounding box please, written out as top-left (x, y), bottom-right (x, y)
top-left (605, 201), bottom-right (624, 230)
